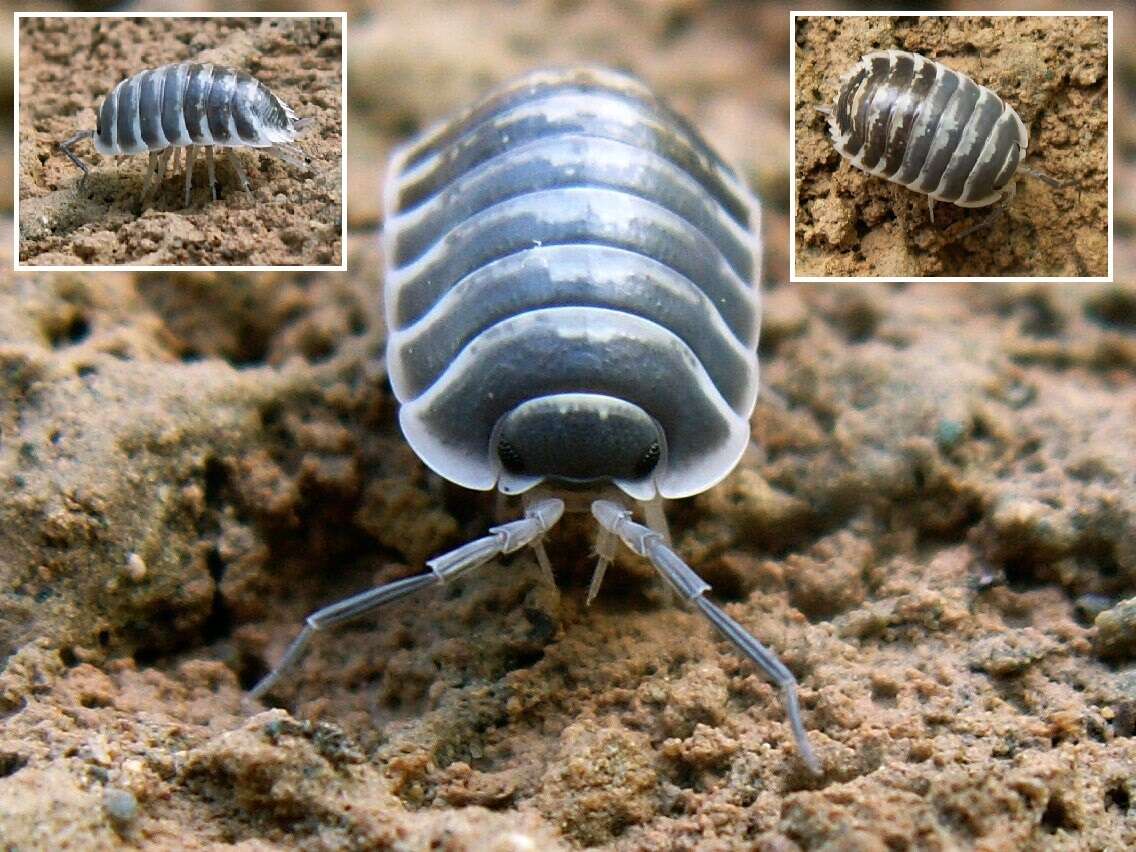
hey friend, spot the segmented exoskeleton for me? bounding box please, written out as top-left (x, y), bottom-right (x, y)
top-left (59, 62), bottom-right (311, 206)
top-left (822, 49), bottom-right (1065, 225)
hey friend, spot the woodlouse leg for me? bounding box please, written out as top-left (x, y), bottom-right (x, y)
top-left (643, 497), bottom-right (674, 606)
top-left (206, 146), bottom-right (217, 200)
top-left (587, 524), bottom-right (618, 606)
top-left (955, 205), bottom-right (1006, 239)
top-left (517, 492), bottom-right (555, 585)
top-left (643, 498), bottom-right (671, 544)
top-left (927, 194), bottom-right (936, 224)
top-left (1021, 165), bottom-right (1077, 192)
top-left (183, 145), bottom-right (197, 207)
top-left (246, 498), bottom-right (565, 701)
top-left (227, 148), bottom-right (252, 199)
top-left (265, 144), bottom-right (310, 170)
top-left (532, 539), bottom-right (555, 586)
top-left (956, 182), bottom-right (1015, 240)
top-left (1022, 166), bottom-right (1081, 206)
top-left (592, 499), bottom-right (821, 775)
top-left (58, 130), bottom-right (94, 186)
top-left (140, 151), bottom-right (160, 203)
top-left (588, 499), bottom-right (670, 605)
top-left (156, 147), bottom-right (173, 192)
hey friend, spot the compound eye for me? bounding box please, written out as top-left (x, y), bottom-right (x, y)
top-left (633, 441), bottom-right (661, 479)
top-left (497, 438), bottom-right (526, 475)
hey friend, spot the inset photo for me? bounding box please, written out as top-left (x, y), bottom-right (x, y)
top-left (15, 13), bottom-right (345, 269)
top-left (791, 12), bottom-right (1111, 281)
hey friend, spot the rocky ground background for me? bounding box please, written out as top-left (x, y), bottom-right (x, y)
top-left (17, 15), bottom-right (342, 267)
top-left (1, 2), bottom-right (1134, 850)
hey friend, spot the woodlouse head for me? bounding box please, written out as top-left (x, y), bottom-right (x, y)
top-left (492, 394), bottom-right (665, 500)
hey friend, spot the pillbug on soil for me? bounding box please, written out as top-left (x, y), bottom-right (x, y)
top-left (59, 62), bottom-right (312, 207)
top-left (249, 66), bottom-right (820, 773)
top-left (820, 49), bottom-right (1067, 229)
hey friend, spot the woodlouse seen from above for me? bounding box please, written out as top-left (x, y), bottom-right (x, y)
top-left (59, 62), bottom-right (312, 207)
top-left (821, 49), bottom-right (1064, 224)
top-left (250, 66), bottom-right (820, 773)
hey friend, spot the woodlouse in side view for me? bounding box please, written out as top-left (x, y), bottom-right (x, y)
top-left (59, 62), bottom-right (312, 207)
top-left (250, 66), bottom-right (820, 773)
top-left (821, 49), bottom-right (1064, 225)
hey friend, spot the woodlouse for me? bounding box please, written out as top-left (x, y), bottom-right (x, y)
top-left (59, 62), bottom-right (312, 206)
top-left (822, 49), bottom-right (1063, 223)
top-left (250, 66), bottom-right (820, 773)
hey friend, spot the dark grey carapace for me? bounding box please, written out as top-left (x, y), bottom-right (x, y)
top-left (384, 66), bottom-right (761, 501)
top-left (251, 67), bottom-right (820, 774)
top-left (826, 50), bottom-right (1029, 209)
top-left (59, 62), bottom-right (311, 206)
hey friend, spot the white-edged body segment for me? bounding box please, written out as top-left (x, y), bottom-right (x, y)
top-left (383, 66), bottom-right (762, 501)
top-left (59, 62), bottom-right (311, 205)
top-left (93, 63), bottom-right (303, 155)
top-left (827, 50), bottom-right (1029, 208)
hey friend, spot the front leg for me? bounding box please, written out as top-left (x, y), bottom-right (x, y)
top-left (248, 498), bottom-right (564, 700)
top-left (592, 499), bottom-right (821, 774)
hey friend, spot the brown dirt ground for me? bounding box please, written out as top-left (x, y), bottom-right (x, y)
top-left (2, 2), bottom-right (1136, 850)
top-left (17, 16), bottom-right (343, 267)
top-left (793, 14), bottom-right (1109, 278)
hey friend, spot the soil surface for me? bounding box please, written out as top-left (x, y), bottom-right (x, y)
top-left (2, 2), bottom-right (1135, 851)
top-left (17, 16), bottom-right (343, 267)
top-left (794, 15), bottom-right (1109, 278)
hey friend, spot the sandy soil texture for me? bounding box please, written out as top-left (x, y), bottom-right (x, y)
top-left (17, 16), bottom-right (343, 267)
top-left (2, 2), bottom-right (1135, 850)
top-left (794, 15), bottom-right (1109, 278)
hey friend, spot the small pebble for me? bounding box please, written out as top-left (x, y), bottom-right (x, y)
top-left (103, 786), bottom-right (138, 825)
top-left (1095, 597), bottom-right (1136, 660)
top-left (125, 552), bottom-right (147, 582)
top-left (935, 418), bottom-right (966, 450)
